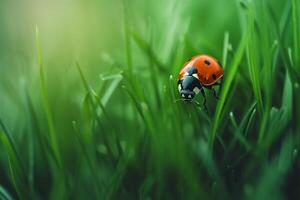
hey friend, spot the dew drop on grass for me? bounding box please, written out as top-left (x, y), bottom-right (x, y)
top-left (141, 102), bottom-right (148, 112)
top-left (97, 144), bottom-right (108, 155)
top-left (293, 149), bottom-right (298, 157)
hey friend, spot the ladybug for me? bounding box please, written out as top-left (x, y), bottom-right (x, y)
top-left (177, 54), bottom-right (224, 107)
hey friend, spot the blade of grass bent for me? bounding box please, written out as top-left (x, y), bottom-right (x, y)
top-left (76, 63), bottom-right (115, 160)
top-left (92, 91), bottom-right (123, 157)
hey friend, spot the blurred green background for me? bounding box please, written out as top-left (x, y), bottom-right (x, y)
top-left (0, 0), bottom-right (300, 199)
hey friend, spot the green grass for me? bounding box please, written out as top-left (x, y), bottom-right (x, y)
top-left (0, 0), bottom-right (300, 199)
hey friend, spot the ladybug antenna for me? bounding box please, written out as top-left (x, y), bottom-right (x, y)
top-left (191, 99), bottom-right (209, 113)
top-left (191, 99), bottom-right (201, 107)
top-left (174, 98), bottom-right (184, 103)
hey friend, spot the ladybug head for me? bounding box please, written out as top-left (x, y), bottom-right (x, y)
top-left (178, 67), bottom-right (201, 101)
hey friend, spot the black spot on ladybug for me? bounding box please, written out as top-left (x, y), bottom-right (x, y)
top-left (204, 60), bottom-right (211, 65)
top-left (212, 74), bottom-right (217, 80)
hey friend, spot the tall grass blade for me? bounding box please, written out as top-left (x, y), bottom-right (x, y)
top-left (35, 26), bottom-right (62, 168)
top-left (210, 16), bottom-right (250, 147)
top-left (122, 0), bottom-right (133, 74)
top-left (222, 31), bottom-right (230, 69)
top-left (131, 31), bottom-right (167, 73)
top-left (246, 3), bottom-right (264, 113)
top-left (292, 0), bottom-right (300, 69)
top-left (35, 26), bottom-right (66, 198)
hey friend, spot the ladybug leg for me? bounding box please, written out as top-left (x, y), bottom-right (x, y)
top-left (206, 85), bottom-right (220, 100)
top-left (211, 88), bottom-right (220, 100)
top-left (200, 89), bottom-right (208, 111)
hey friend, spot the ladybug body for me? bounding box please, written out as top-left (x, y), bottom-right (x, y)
top-left (178, 55), bottom-right (224, 105)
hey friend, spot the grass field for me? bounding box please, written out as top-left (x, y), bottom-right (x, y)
top-left (0, 0), bottom-right (300, 199)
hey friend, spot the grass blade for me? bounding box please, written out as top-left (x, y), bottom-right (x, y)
top-left (250, 135), bottom-right (295, 199)
top-left (229, 112), bottom-right (251, 151)
top-left (131, 31), bottom-right (168, 73)
top-left (292, 0), bottom-right (300, 69)
top-left (222, 31), bottom-right (230, 69)
top-left (76, 63), bottom-right (116, 160)
top-left (210, 15), bottom-right (250, 147)
top-left (35, 26), bottom-right (62, 169)
top-left (122, 0), bottom-right (133, 74)
top-left (0, 185), bottom-right (13, 200)
top-left (72, 121), bottom-right (102, 198)
top-left (0, 119), bottom-right (31, 199)
top-left (35, 26), bottom-right (67, 198)
top-left (246, 3), bottom-right (264, 113)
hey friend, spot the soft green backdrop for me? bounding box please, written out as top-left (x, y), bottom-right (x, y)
top-left (0, 0), bottom-right (299, 199)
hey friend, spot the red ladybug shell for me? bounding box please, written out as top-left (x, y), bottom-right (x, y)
top-left (178, 55), bottom-right (224, 86)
